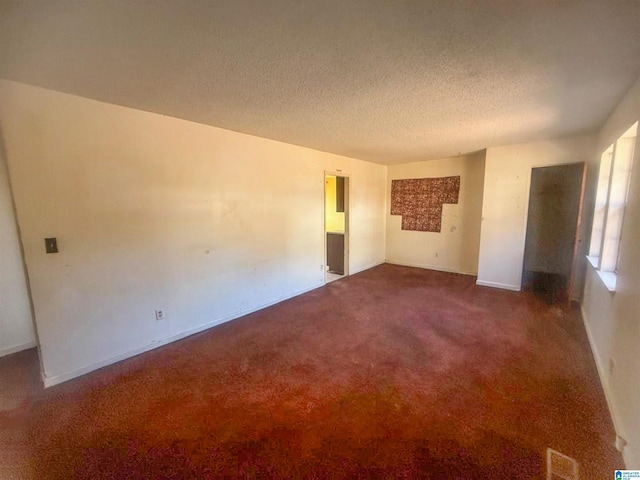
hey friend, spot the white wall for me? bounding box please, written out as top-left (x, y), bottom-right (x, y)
top-left (582, 76), bottom-right (640, 468)
top-left (385, 152), bottom-right (485, 275)
top-left (477, 134), bottom-right (596, 292)
top-left (0, 80), bottom-right (386, 386)
top-left (0, 139), bottom-right (36, 357)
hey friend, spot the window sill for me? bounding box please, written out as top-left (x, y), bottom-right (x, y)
top-left (586, 255), bottom-right (617, 292)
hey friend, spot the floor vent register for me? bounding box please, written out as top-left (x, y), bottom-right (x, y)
top-left (547, 448), bottom-right (579, 480)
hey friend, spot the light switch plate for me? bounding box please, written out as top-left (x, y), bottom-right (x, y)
top-left (45, 238), bottom-right (58, 253)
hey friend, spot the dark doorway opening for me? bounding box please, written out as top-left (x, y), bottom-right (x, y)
top-left (522, 163), bottom-right (585, 305)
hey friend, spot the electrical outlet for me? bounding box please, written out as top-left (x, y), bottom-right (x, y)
top-left (155, 309), bottom-right (165, 321)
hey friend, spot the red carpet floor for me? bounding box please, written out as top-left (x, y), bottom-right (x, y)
top-left (3, 264), bottom-right (622, 478)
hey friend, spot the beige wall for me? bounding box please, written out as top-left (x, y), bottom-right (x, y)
top-left (385, 152), bottom-right (485, 275)
top-left (0, 138), bottom-right (36, 357)
top-left (0, 80), bottom-right (386, 386)
top-left (477, 134), bottom-right (596, 293)
top-left (582, 76), bottom-right (640, 468)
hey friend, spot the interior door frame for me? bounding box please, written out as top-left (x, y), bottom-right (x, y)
top-left (324, 170), bottom-right (350, 283)
top-left (567, 162), bottom-right (588, 303)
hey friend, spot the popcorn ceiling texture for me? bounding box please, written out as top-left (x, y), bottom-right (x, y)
top-left (1, 1), bottom-right (640, 164)
top-left (391, 176), bottom-right (460, 232)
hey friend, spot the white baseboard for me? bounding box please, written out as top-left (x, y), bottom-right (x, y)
top-left (384, 259), bottom-right (477, 277)
top-left (624, 446), bottom-right (637, 471)
top-left (0, 340), bottom-right (37, 358)
top-left (43, 282), bottom-right (325, 388)
top-left (475, 279), bottom-right (521, 291)
top-left (580, 303), bottom-right (629, 468)
top-left (350, 259), bottom-right (385, 276)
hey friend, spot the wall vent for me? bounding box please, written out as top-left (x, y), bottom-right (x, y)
top-left (547, 448), bottom-right (579, 480)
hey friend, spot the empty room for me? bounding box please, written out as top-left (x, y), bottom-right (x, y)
top-left (1, 1), bottom-right (640, 478)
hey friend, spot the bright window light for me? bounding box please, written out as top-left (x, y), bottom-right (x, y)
top-left (589, 145), bottom-right (613, 258)
top-left (589, 121), bottom-right (637, 290)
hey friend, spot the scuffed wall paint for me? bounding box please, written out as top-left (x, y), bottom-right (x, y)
top-left (0, 80), bottom-right (386, 385)
top-left (477, 134), bottom-right (596, 292)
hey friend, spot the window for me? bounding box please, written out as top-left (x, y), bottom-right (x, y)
top-left (588, 121), bottom-right (637, 291)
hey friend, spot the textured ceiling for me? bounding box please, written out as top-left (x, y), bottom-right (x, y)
top-left (2, 1), bottom-right (640, 165)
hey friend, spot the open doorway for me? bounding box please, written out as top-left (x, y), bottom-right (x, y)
top-left (325, 173), bottom-right (349, 283)
top-left (522, 163), bottom-right (585, 305)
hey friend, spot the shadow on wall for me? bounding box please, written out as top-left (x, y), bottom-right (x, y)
top-left (0, 125), bottom-right (37, 358)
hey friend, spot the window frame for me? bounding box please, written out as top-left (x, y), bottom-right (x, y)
top-left (588, 122), bottom-right (637, 292)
